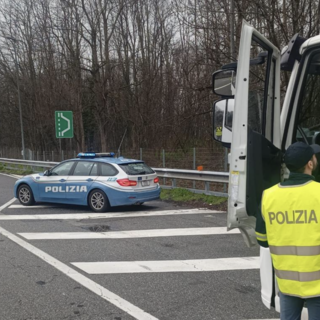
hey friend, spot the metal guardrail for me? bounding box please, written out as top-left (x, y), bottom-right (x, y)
top-left (0, 158), bottom-right (229, 197)
top-left (153, 168), bottom-right (229, 183)
top-left (0, 158), bottom-right (58, 168)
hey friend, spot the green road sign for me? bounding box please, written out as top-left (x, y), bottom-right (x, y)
top-left (55, 111), bottom-right (73, 138)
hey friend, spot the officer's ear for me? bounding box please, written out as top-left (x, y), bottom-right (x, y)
top-left (307, 159), bottom-right (314, 170)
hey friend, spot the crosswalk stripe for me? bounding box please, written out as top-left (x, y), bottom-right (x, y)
top-left (0, 198), bottom-right (17, 212)
top-left (0, 208), bottom-right (224, 220)
top-left (18, 227), bottom-right (240, 240)
top-left (72, 257), bottom-right (259, 274)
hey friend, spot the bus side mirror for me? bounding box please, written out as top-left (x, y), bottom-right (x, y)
top-left (213, 99), bottom-right (234, 148)
top-left (212, 69), bottom-right (236, 97)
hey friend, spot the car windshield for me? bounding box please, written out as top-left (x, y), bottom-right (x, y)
top-left (119, 162), bottom-right (154, 175)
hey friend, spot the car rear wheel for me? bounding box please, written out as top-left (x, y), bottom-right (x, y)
top-left (88, 189), bottom-right (109, 212)
top-left (18, 184), bottom-right (35, 206)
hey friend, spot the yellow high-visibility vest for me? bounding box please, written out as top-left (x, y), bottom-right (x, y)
top-left (216, 127), bottom-right (222, 137)
top-left (262, 180), bottom-right (320, 298)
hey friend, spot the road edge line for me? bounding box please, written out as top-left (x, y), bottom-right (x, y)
top-left (0, 172), bottom-right (22, 179)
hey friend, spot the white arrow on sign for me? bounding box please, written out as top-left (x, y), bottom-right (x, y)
top-left (60, 113), bottom-right (71, 137)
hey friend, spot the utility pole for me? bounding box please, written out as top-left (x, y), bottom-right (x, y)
top-left (6, 36), bottom-right (25, 160)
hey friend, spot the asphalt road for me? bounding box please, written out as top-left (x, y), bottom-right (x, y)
top-left (0, 173), bottom-right (279, 320)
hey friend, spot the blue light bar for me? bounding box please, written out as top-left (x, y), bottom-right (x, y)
top-left (77, 152), bottom-right (96, 158)
top-left (77, 152), bottom-right (115, 158)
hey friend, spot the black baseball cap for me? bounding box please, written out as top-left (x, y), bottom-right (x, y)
top-left (284, 142), bottom-right (320, 171)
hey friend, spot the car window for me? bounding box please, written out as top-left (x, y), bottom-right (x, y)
top-left (101, 163), bottom-right (118, 176)
top-left (73, 161), bottom-right (95, 176)
top-left (90, 163), bottom-right (98, 176)
top-left (51, 161), bottom-right (75, 176)
top-left (119, 162), bottom-right (154, 175)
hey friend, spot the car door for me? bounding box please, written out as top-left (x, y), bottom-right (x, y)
top-left (228, 20), bottom-right (282, 245)
top-left (38, 161), bottom-right (76, 202)
top-left (65, 161), bottom-right (98, 204)
top-left (227, 20), bottom-right (282, 310)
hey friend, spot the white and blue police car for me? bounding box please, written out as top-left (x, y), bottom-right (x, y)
top-left (14, 152), bottom-right (161, 212)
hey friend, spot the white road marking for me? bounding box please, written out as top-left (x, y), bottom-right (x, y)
top-left (215, 81), bottom-right (232, 91)
top-left (19, 227), bottom-right (240, 240)
top-left (11, 174), bottom-right (23, 179)
top-left (9, 205), bottom-right (56, 209)
top-left (0, 208), bottom-right (224, 220)
top-left (72, 257), bottom-right (260, 274)
top-left (0, 224), bottom-right (158, 320)
top-left (0, 173), bottom-right (23, 179)
top-left (0, 198), bottom-right (17, 212)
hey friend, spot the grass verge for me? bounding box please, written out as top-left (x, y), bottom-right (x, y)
top-left (160, 188), bottom-right (227, 205)
top-left (0, 164), bottom-right (34, 175)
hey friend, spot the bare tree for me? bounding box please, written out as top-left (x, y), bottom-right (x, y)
top-left (0, 0), bottom-right (319, 155)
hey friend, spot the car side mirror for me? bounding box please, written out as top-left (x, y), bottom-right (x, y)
top-left (213, 99), bottom-right (233, 148)
top-left (44, 170), bottom-right (51, 176)
top-left (212, 69), bottom-right (236, 97)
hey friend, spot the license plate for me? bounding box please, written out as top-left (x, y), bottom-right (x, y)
top-left (141, 181), bottom-right (150, 187)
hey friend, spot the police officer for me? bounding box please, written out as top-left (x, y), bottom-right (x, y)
top-left (256, 141), bottom-right (320, 319)
top-left (216, 126), bottom-right (222, 140)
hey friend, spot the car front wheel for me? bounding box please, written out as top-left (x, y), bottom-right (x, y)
top-left (88, 189), bottom-right (109, 212)
top-left (17, 184), bottom-right (35, 206)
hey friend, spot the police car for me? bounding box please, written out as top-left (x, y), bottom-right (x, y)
top-left (14, 152), bottom-right (161, 212)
